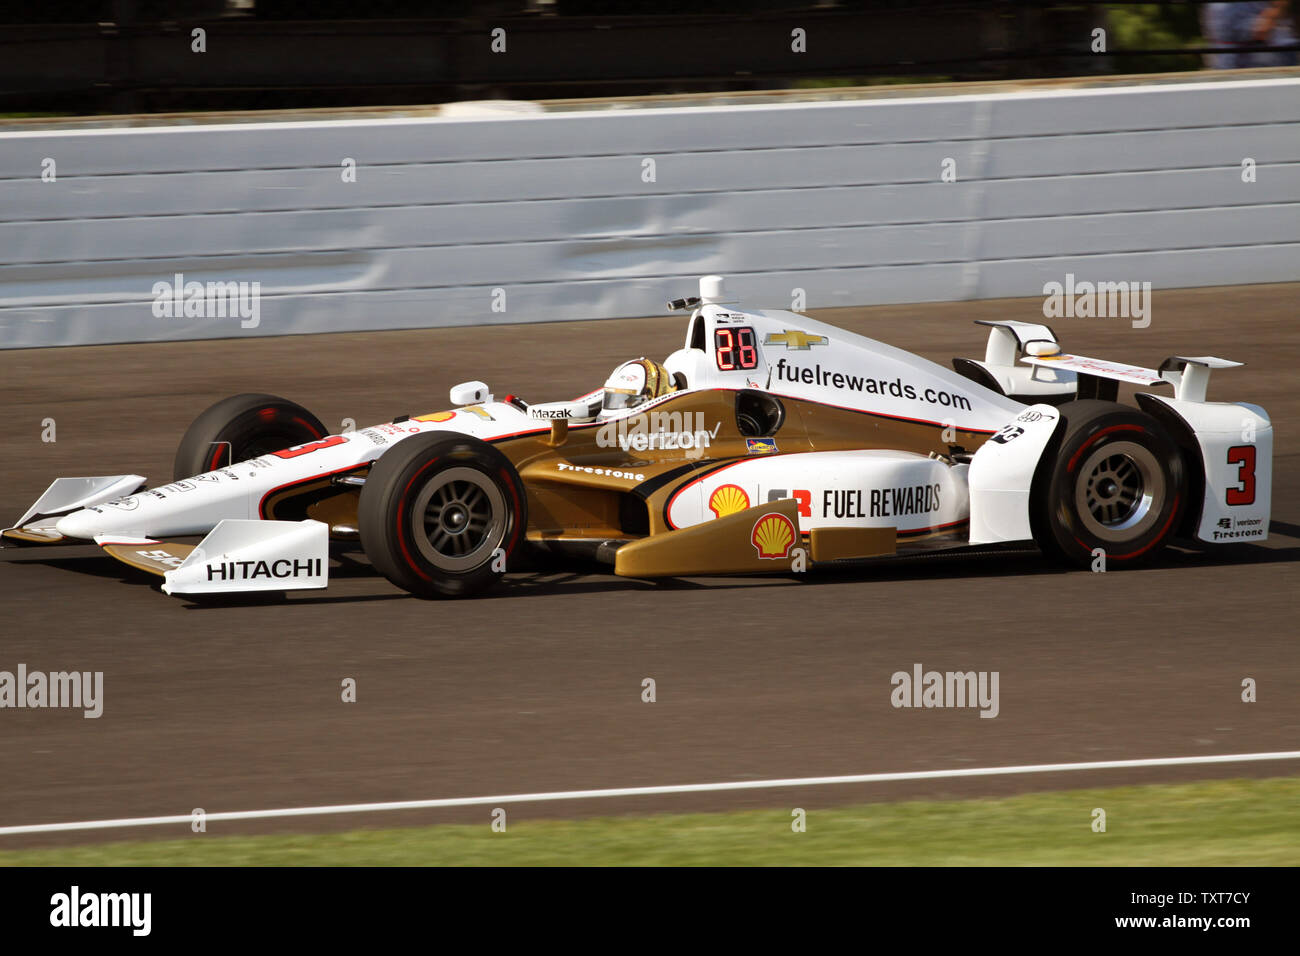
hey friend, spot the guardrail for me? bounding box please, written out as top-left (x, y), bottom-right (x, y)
top-left (2, 75), bottom-right (1298, 348)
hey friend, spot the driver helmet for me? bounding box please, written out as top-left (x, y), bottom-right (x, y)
top-left (600, 358), bottom-right (676, 416)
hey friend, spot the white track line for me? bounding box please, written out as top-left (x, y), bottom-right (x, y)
top-left (3, 750), bottom-right (1297, 837)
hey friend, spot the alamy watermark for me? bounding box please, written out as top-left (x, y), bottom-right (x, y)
top-left (50, 886), bottom-right (150, 936)
top-left (891, 663), bottom-right (999, 718)
top-left (151, 272), bottom-right (261, 329)
top-left (0, 664), bottom-right (103, 718)
top-left (596, 410), bottom-right (720, 460)
top-left (1042, 273), bottom-right (1151, 329)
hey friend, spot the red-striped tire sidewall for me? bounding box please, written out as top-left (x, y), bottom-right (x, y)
top-left (1037, 400), bottom-right (1186, 568)
top-left (173, 393), bottom-right (327, 482)
top-left (358, 432), bottom-right (527, 599)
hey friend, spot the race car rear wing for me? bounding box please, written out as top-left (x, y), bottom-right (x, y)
top-left (962, 322), bottom-right (1270, 549)
top-left (953, 320), bottom-right (1077, 404)
top-left (1156, 356), bottom-right (1246, 403)
top-left (956, 320), bottom-right (1244, 405)
top-left (1019, 350), bottom-right (1244, 403)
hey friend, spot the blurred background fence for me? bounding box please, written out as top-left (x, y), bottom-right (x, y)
top-left (1, 2), bottom-right (1297, 347)
top-left (3, 74), bottom-right (1297, 347)
top-left (2, 1), bottom-right (1296, 114)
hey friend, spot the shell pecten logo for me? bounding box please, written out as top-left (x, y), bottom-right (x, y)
top-left (414, 410), bottom-right (457, 423)
top-left (752, 512), bottom-right (796, 560)
top-left (708, 483), bottom-right (751, 518)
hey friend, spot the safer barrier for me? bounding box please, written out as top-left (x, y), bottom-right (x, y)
top-left (1, 75), bottom-right (1297, 348)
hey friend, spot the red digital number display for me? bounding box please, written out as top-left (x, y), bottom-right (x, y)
top-left (715, 327), bottom-right (759, 371)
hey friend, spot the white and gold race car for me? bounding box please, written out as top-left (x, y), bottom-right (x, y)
top-left (2, 276), bottom-right (1273, 599)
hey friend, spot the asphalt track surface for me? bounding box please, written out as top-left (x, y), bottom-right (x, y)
top-left (1, 283), bottom-right (1297, 849)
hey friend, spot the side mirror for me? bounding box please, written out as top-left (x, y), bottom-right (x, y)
top-left (527, 401), bottom-right (593, 422)
top-left (450, 381), bottom-right (492, 406)
top-left (528, 401), bottom-right (592, 448)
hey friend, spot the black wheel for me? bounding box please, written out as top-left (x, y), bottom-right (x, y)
top-left (173, 393), bottom-right (328, 481)
top-left (1032, 400), bottom-right (1186, 568)
top-left (358, 432), bottom-right (527, 599)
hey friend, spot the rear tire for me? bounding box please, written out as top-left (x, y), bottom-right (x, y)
top-left (174, 393), bottom-right (327, 480)
top-left (358, 432), bottom-right (527, 599)
top-left (1032, 400), bottom-right (1186, 568)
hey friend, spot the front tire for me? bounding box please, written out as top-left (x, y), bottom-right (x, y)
top-left (1033, 400), bottom-right (1186, 568)
top-left (358, 432), bottom-right (527, 598)
top-left (174, 393), bottom-right (327, 480)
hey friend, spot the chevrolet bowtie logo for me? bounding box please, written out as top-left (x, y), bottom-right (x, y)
top-left (764, 330), bottom-right (827, 350)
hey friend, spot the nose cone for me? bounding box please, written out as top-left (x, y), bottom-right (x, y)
top-left (55, 508), bottom-right (107, 540)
